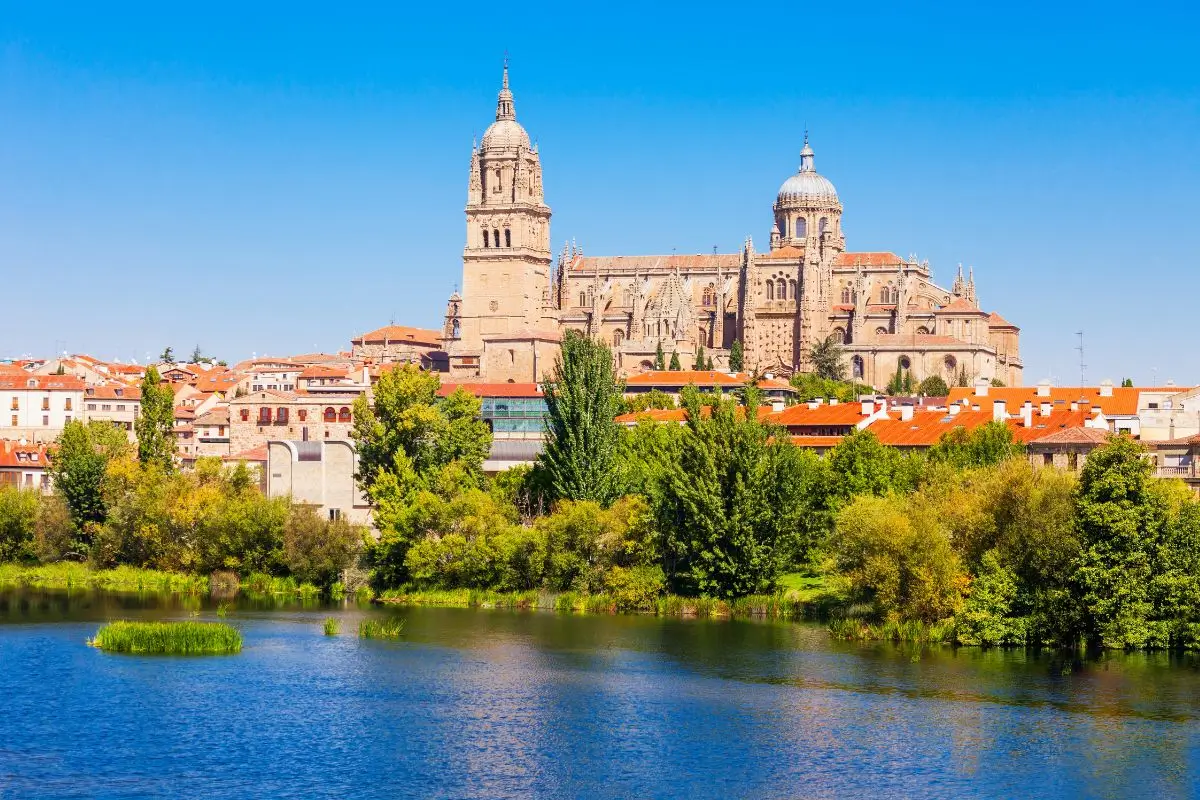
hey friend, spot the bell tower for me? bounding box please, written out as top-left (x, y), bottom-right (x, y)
top-left (449, 63), bottom-right (554, 379)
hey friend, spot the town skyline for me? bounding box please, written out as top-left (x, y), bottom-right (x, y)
top-left (2, 3), bottom-right (1198, 383)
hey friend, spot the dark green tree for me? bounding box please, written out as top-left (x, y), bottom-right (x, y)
top-left (929, 421), bottom-right (1024, 469)
top-left (917, 375), bottom-right (949, 397)
top-left (808, 335), bottom-right (847, 380)
top-left (160, 347), bottom-right (174, 364)
top-left (47, 420), bottom-right (131, 539)
top-left (537, 331), bottom-right (623, 505)
top-left (1121, 378), bottom-right (1134, 388)
top-left (728, 339), bottom-right (744, 371)
top-left (190, 344), bottom-right (204, 363)
top-left (956, 365), bottom-right (970, 387)
top-left (136, 366), bottom-right (176, 471)
top-left (694, 344), bottom-right (707, 371)
top-left (668, 351), bottom-right (681, 371)
top-left (654, 342), bottom-right (666, 371)
top-left (990, 377), bottom-right (1006, 387)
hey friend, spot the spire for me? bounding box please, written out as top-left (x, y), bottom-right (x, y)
top-left (799, 131), bottom-right (815, 173)
top-left (496, 58), bottom-right (515, 121)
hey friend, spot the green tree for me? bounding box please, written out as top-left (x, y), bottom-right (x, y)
top-left (190, 344), bottom-right (204, 363)
top-left (917, 375), bottom-right (949, 397)
top-left (136, 366), bottom-right (176, 471)
top-left (160, 347), bottom-right (174, 364)
top-left (790, 373), bottom-right (873, 403)
top-left (47, 420), bottom-right (131, 539)
top-left (956, 365), bottom-right (970, 387)
top-left (990, 377), bottom-right (1006, 387)
top-left (537, 331), bottom-right (623, 505)
top-left (827, 429), bottom-right (923, 506)
top-left (0, 486), bottom-right (38, 562)
top-left (668, 351), bottom-right (681, 371)
top-left (808, 335), bottom-right (847, 381)
top-left (282, 505), bottom-right (364, 587)
top-left (654, 387), bottom-right (814, 597)
top-left (625, 389), bottom-right (676, 413)
top-left (654, 342), bottom-right (666, 371)
top-left (728, 339), bottom-right (744, 371)
top-left (693, 345), bottom-right (707, 371)
top-left (1121, 378), bottom-right (1134, 388)
top-left (929, 421), bottom-right (1024, 469)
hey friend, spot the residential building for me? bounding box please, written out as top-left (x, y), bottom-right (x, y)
top-left (193, 406), bottom-right (232, 458)
top-left (266, 439), bottom-right (371, 526)
top-left (227, 390), bottom-right (358, 455)
top-left (0, 376), bottom-right (86, 442)
top-left (82, 384), bottom-right (141, 436)
top-left (0, 440), bottom-right (51, 492)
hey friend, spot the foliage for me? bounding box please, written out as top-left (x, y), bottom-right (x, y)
top-left (826, 430), bottom-right (924, 506)
top-left (604, 565), bottom-right (667, 611)
top-left (693, 345), bottom-right (706, 371)
top-left (886, 363), bottom-right (916, 395)
top-left (789, 373), bottom-right (873, 403)
top-left (136, 366), bottom-right (176, 471)
top-left (323, 617), bottom-right (340, 635)
top-left (808, 335), bottom-right (847, 381)
top-left (1121, 378), bottom-right (1134, 388)
top-left (728, 339), bottom-right (744, 371)
top-left (48, 419), bottom-right (131, 538)
top-left (281, 505), bottom-right (364, 588)
top-left (654, 341), bottom-right (665, 371)
top-left (0, 487), bottom-right (38, 563)
top-left (928, 421), bottom-right (1025, 470)
top-left (917, 375), bottom-right (949, 397)
top-left (668, 351), bottom-right (681, 371)
top-left (351, 364), bottom-right (491, 492)
top-left (359, 618), bottom-right (405, 639)
top-left (537, 331), bottom-right (623, 505)
top-left (160, 347), bottom-right (174, 364)
top-left (90, 620), bottom-right (241, 654)
top-left (623, 390), bottom-right (676, 414)
top-left (990, 378), bottom-right (1006, 387)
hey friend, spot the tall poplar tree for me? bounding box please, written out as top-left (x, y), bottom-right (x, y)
top-left (136, 366), bottom-right (176, 471)
top-left (537, 331), bottom-right (623, 505)
top-left (654, 342), bottom-right (666, 371)
top-left (728, 339), bottom-right (744, 371)
top-left (668, 351), bottom-right (681, 371)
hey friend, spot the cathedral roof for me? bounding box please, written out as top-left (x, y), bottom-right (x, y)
top-left (777, 135), bottom-right (839, 206)
top-left (481, 63), bottom-right (531, 151)
top-left (987, 312), bottom-right (1017, 328)
top-left (833, 252), bottom-right (905, 267)
top-left (936, 298), bottom-right (986, 314)
top-left (571, 253), bottom-right (740, 273)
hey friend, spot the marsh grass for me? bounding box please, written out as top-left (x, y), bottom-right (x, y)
top-left (828, 617), bottom-right (955, 644)
top-left (89, 620), bottom-right (242, 655)
top-left (0, 564), bottom-right (209, 594)
top-left (358, 618), bottom-right (405, 639)
top-left (323, 617), bottom-right (340, 636)
top-left (242, 573), bottom-right (321, 597)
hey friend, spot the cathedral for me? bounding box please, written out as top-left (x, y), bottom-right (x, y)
top-left (444, 67), bottom-right (1022, 388)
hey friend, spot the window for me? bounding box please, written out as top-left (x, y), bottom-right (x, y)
top-left (916, 326), bottom-right (930, 335)
top-left (492, 168), bottom-right (502, 193)
top-left (324, 407), bottom-right (336, 423)
top-left (240, 409), bottom-right (250, 422)
top-left (482, 229), bottom-right (489, 248)
top-left (8, 399), bottom-right (16, 411)
top-left (702, 284), bottom-right (715, 307)
top-left (899, 356), bottom-right (911, 370)
top-left (776, 278), bottom-right (787, 299)
top-left (875, 327), bottom-right (888, 336)
top-left (504, 229), bottom-right (511, 248)
top-left (9, 415), bottom-right (15, 427)
top-left (819, 217), bottom-right (829, 235)
top-left (41, 398), bottom-right (49, 411)
top-left (298, 409), bottom-right (307, 422)
top-left (579, 292), bottom-right (587, 307)
top-left (338, 407), bottom-right (351, 423)
top-left (218, 426), bottom-right (226, 436)
top-left (42, 415), bottom-right (49, 426)
top-left (64, 398), bottom-right (72, 411)
top-left (493, 229), bottom-right (500, 248)
top-left (832, 327), bottom-right (846, 344)
top-left (87, 404), bottom-right (96, 411)
top-left (788, 280), bottom-right (797, 300)
top-left (944, 356), bottom-right (957, 374)
top-left (852, 356), bottom-right (864, 379)
top-left (840, 286), bottom-right (851, 304)
top-left (1068, 452), bottom-right (1079, 471)
top-left (258, 408), bottom-right (272, 425)
top-left (64, 415), bottom-right (71, 424)
top-left (612, 329), bottom-right (624, 348)
top-left (116, 404), bottom-right (126, 411)
top-left (766, 281), bottom-right (775, 300)
top-left (101, 404), bottom-right (111, 411)
top-left (276, 407), bottom-right (289, 424)
top-left (880, 286), bottom-right (890, 303)
top-left (1043, 453), bottom-right (1054, 466)
top-left (795, 217), bottom-right (807, 237)
top-left (329, 508), bottom-right (342, 521)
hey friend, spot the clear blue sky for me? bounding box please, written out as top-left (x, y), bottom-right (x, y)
top-left (2, 1), bottom-right (1198, 384)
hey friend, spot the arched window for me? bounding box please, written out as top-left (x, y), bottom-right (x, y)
top-left (819, 217), bottom-right (828, 235)
top-left (492, 168), bottom-right (502, 193)
top-left (504, 229), bottom-right (511, 248)
top-left (899, 356), bottom-right (911, 371)
top-left (586, 288), bottom-right (594, 306)
top-left (832, 327), bottom-right (846, 344)
top-left (766, 281), bottom-right (775, 300)
top-left (944, 356), bottom-right (957, 375)
top-left (640, 360), bottom-right (655, 370)
top-left (841, 286), bottom-right (851, 304)
top-left (852, 356), bottom-right (865, 379)
top-left (776, 278), bottom-right (787, 299)
top-left (492, 230), bottom-right (500, 248)
top-left (323, 407), bottom-right (336, 423)
top-left (891, 287), bottom-right (900, 303)
top-left (612, 329), bottom-right (624, 348)
top-left (795, 217), bottom-right (807, 237)
top-left (916, 326), bottom-right (930, 335)
top-left (788, 279), bottom-right (797, 300)
top-left (875, 326), bottom-right (888, 336)
top-left (880, 285), bottom-right (890, 303)
top-left (338, 407), bottom-right (352, 423)
top-left (482, 229), bottom-right (489, 248)
top-left (702, 284), bottom-right (715, 307)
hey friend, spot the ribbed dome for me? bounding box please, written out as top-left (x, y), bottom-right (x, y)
top-left (776, 138), bottom-right (839, 205)
top-left (481, 118), bottom-right (531, 151)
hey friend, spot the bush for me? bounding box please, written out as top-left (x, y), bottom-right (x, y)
top-left (282, 505), bottom-right (364, 588)
top-left (0, 487), bottom-right (38, 563)
top-left (604, 565), bottom-right (666, 611)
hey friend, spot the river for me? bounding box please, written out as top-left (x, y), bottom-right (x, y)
top-left (0, 589), bottom-right (1198, 799)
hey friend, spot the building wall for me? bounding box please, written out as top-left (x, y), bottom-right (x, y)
top-left (229, 392), bottom-right (357, 454)
top-left (266, 440), bottom-right (371, 526)
top-left (0, 385), bottom-right (84, 442)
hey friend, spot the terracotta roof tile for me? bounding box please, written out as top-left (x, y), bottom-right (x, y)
top-left (572, 253), bottom-right (740, 273)
top-left (437, 383), bottom-right (542, 398)
top-left (937, 298), bottom-right (986, 314)
top-left (759, 245), bottom-right (806, 260)
top-left (765, 403), bottom-right (871, 427)
top-left (834, 252), bottom-right (904, 267)
top-left (945, 386), bottom-right (1178, 417)
top-left (626, 370), bottom-right (748, 387)
top-left (1029, 427), bottom-right (1110, 445)
top-left (352, 325), bottom-right (443, 347)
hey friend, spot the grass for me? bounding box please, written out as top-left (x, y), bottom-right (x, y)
top-left (89, 620), bottom-right (242, 655)
top-left (358, 618), bottom-right (405, 639)
top-left (828, 617), bottom-right (956, 645)
top-left (0, 563), bottom-right (209, 594)
top-left (241, 572), bottom-right (321, 597)
top-left (323, 617), bottom-right (340, 636)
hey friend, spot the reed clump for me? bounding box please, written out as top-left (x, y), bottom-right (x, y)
top-left (323, 617), bottom-right (340, 636)
top-left (0, 563), bottom-right (209, 593)
top-left (242, 572), bottom-right (321, 597)
top-left (358, 618), bottom-right (405, 639)
top-left (89, 620), bottom-right (242, 654)
top-left (828, 617), bottom-right (955, 644)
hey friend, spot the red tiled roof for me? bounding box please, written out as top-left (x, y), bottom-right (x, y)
top-left (225, 445), bottom-right (268, 463)
top-left (945, 386), bottom-right (1180, 418)
top-left (789, 435), bottom-right (847, 448)
top-left (194, 407), bottom-right (230, 426)
top-left (759, 245), bottom-right (806, 260)
top-left (626, 370), bottom-right (748, 387)
top-left (572, 253), bottom-right (741, 273)
top-left (869, 410), bottom-right (995, 446)
top-left (0, 440), bottom-right (50, 469)
top-left (757, 377), bottom-right (795, 391)
top-left (0, 376), bottom-right (86, 391)
top-left (299, 365), bottom-right (350, 380)
top-left (84, 385), bottom-right (141, 400)
top-left (988, 312), bottom-right (1017, 328)
top-left (870, 333), bottom-right (968, 347)
top-left (437, 383), bottom-right (542, 398)
top-left (834, 252), bottom-right (904, 267)
top-left (352, 325), bottom-right (444, 347)
top-left (765, 403), bottom-right (871, 427)
top-left (937, 298), bottom-right (986, 314)
top-left (1029, 427), bottom-right (1110, 445)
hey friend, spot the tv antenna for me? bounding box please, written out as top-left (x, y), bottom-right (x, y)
top-left (1075, 331), bottom-right (1086, 387)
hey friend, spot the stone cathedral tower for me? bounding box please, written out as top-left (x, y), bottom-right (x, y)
top-left (446, 64), bottom-right (560, 381)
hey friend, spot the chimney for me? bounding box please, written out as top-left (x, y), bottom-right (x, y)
top-left (1070, 401), bottom-right (1078, 412)
top-left (1021, 403), bottom-right (1033, 428)
top-left (829, 398), bottom-right (839, 406)
top-left (1099, 379), bottom-right (1113, 398)
top-left (1040, 402), bottom-right (1052, 417)
top-left (807, 401), bottom-right (819, 410)
top-left (765, 372), bottom-right (775, 381)
top-left (771, 400), bottom-right (785, 413)
top-left (973, 377), bottom-right (990, 397)
top-left (949, 404), bottom-right (960, 416)
top-left (992, 399), bottom-right (1007, 422)
top-left (1037, 379), bottom-right (1052, 397)
top-left (900, 404), bottom-right (914, 422)
top-left (861, 399), bottom-right (874, 415)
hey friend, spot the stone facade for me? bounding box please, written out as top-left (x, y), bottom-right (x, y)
top-left (446, 70), bottom-right (1023, 389)
top-left (266, 439), bottom-right (372, 526)
top-left (228, 391), bottom-right (358, 455)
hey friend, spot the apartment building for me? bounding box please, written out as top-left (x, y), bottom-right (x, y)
top-left (0, 376), bottom-right (86, 442)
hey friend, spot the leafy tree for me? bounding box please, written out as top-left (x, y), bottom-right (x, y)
top-left (929, 421), bottom-right (1024, 469)
top-left (790, 373), bottom-right (873, 403)
top-left (0, 487), bottom-right (38, 562)
top-left (654, 387), bottom-right (814, 597)
top-left (351, 364), bottom-right (491, 491)
top-left (694, 345), bottom-right (707, 371)
top-left (728, 339), bottom-right (744, 371)
top-left (54, 363), bottom-right (66, 376)
top-left (808, 335), bottom-right (847, 381)
top-left (826, 429), bottom-right (923, 506)
top-left (654, 342), bottom-right (666, 371)
top-left (1121, 378), bottom-right (1134, 388)
top-left (917, 375), bottom-right (949, 397)
top-left (136, 366), bottom-right (176, 471)
top-left (886, 364), bottom-right (905, 395)
top-left (990, 378), bottom-right (1006, 387)
top-left (956, 365), bottom-right (970, 387)
top-left (190, 345), bottom-right (204, 363)
top-left (47, 420), bottom-right (131, 538)
top-left (668, 351), bottom-right (681, 371)
top-left (160, 347), bottom-right (175, 364)
top-left (282, 505), bottom-right (363, 587)
top-left (537, 331), bottom-right (623, 505)
top-left (624, 389), bottom-right (676, 414)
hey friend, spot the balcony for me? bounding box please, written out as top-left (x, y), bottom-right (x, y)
top-left (1157, 465), bottom-right (1198, 479)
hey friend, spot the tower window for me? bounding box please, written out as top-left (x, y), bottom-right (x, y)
top-left (702, 284), bottom-right (715, 307)
top-left (795, 217), bottom-right (806, 238)
top-left (766, 281), bottom-right (775, 300)
top-left (504, 229), bottom-right (511, 248)
top-left (776, 278), bottom-right (787, 299)
top-left (613, 329), bottom-right (624, 348)
top-left (841, 286), bottom-right (851, 304)
top-left (493, 169), bottom-right (502, 193)
top-left (788, 279), bottom-right (797, 300)
top-left (482, 229), bottom-right (489, 248)
top-left (579, 292), bottom-right (586, 307)
top-left (819, 217), bottom-right (828, 235)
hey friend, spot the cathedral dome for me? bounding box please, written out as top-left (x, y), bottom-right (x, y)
top-left (481, 118), bottom-right (531, 151)
top-left (776, 137), bottom-right (839, 205)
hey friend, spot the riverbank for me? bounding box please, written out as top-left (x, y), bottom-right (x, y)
top-left (0, 563), bottom-right (327, 598)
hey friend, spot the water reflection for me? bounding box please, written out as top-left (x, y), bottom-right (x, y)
top-left (2, 590), bottom-right (1200, 799)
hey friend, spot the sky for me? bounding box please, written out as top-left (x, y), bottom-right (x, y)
top-left (1, 1), bottom-right (1198, 384)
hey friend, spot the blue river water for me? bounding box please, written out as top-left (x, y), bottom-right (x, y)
top-left (1, 591), bottom-right (1199, 799)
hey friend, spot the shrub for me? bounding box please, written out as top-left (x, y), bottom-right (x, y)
top-left (604, 565), bottom-right (666, 611)
top-left (282, 505), bottom-right (364, 588)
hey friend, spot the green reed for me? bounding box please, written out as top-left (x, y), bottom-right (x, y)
top-left (323, 617), bottom-right (340, 636)
top-left (89, 620), bottom-right (242, 655)
top-left (358, 618), bottom-right (405, 639)
top-left (0, 563), bottom-right (209, 594)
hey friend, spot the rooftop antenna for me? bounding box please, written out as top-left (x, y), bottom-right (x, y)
top-left (1075, 331), bottom-right (1086, 388)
